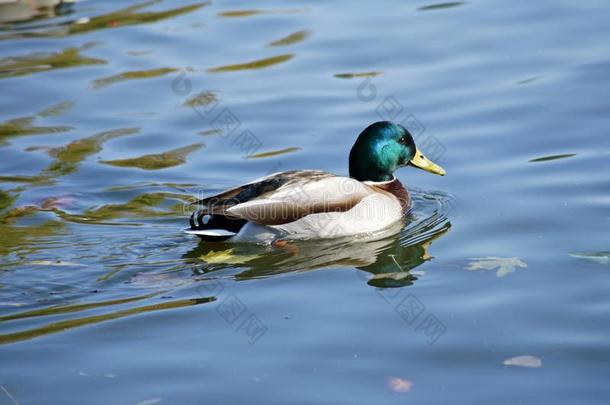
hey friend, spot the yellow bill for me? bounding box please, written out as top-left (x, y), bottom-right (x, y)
top-left (409, 148), bottom-right (446, 176)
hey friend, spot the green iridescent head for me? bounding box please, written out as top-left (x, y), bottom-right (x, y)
top-left (348, 121), bottom-right (445, 182)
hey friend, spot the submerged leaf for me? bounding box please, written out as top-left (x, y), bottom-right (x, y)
top-left (101, 143), bottom-right (204, 170)
top-left (570, 252), bottom-right (610, 265)
top-left (207, 54), bottom-right (293, 73)
top-left (388, 377), bottom-right (413, 393)
top-left (136, 399), bottom-right (162, 405)
top-left (503, 355), bottom-right (542, 368)
top-left (466, 257), bottom-right (527, 277)
top-left (93, 67), bottom-right (178, 89)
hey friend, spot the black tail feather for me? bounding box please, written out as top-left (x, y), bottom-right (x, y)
top-left (188, 210), bottom-right (248, 241)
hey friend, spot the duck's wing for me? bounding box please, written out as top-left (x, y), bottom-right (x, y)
top-left (192, 170), bottom-right (376, 226)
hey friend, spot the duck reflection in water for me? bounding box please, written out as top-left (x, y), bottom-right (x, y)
top-left (184, 219), bottom-right (450, 289)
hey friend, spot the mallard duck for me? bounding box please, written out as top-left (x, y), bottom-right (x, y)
top-left (185, 121), bottom-right (445, 243)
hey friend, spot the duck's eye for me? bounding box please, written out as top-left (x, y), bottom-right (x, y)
top-left (399, 136), bottom-right (407, 144)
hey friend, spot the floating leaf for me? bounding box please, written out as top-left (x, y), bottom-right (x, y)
top-left (388, 377), bottom-right (413, 393)
top-left (570, 252), bottom-right (610, 265)
top-left (466, 257), bottom-right (527, 277)
top-left (200, 248), bottom-right (260, 264)
top-left (93, 67), bottom-right (178, 89)
top-left (529, 153), bottom-right (576, 163)
top-left (333, 71), bottom-right (381, 79)
top-left (101, 143), bottom-right (204, 170)
top-left (246, 147), bottom-right (300, 159)
top-left (267, 30), bottom-right (310, 47)
top-left (207, 54), bottom-right (293, 73)
top-left (418, 2), bottom-right (465, 11)
top-left (503, 355), bottom-right (542, 368)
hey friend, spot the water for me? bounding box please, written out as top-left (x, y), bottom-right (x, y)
top-left (1, 0), bottom-right (609, 403)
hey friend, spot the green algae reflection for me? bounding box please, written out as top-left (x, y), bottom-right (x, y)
top-left (0, 47), bottom-right (106, 79)
top-left (92, 67), bottom-right (178, 89)
top-left (207, 54), bottom-right (293, 73)
top-left (184, 91), bottom-right (218, 108)
top-left (218, 9), bottom-right (305, 18)
top-left (0, 220), bottom-right (65, 256)
top-left (267, 30), bottom-right (311, 47)
top-left (0, 1), bottom-right (210, 41)
top-left (100, 143), bottom-right (204, 170)
top-left (2, 191), bottom-right (191, 227)
top-left (44, 127), bottom-right (141, 176)
top-left (0, 102), bottom-right (75, 146)
top-left (246, 147), bottom-right (301, 159)
top-left (0, 297), bottom-right (214, 345)
top-left (333, 71), bottom-right (381, 79)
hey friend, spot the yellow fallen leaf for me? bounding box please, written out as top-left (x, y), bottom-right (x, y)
top-left (200, 249), bottom-right (259, 265)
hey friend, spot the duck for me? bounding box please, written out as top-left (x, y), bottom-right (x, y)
top-left (185, 121), bottom-right (445, 244)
